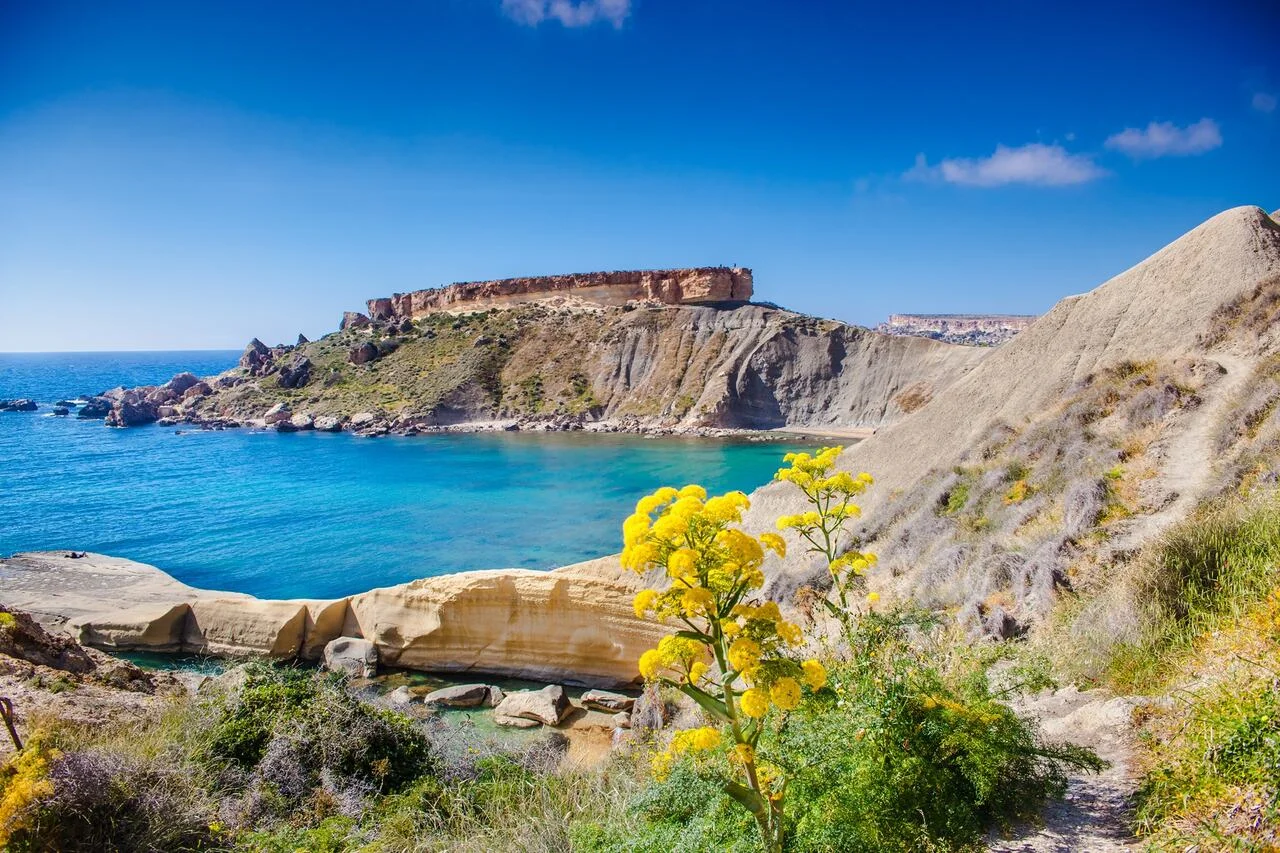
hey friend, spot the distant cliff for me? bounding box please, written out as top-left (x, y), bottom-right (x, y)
top-left (876, 313), bottom-right (1036, 346)
top-left (366, 267), bottom-right (754, 322)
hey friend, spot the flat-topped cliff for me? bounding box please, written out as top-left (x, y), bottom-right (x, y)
top-left (876, 313), bottom-right (1036, 346)
top-left (367, 266), bottom-right (753, 320)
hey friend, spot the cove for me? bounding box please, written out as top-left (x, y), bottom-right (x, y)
top-left (1, 411), bottom-right (801, 600)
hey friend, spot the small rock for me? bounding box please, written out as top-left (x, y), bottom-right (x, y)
top-left (385, 686), bottom-right (416, 706)
top-left (51, 406), bottom-right (69, 416)
top-left (612, 711), bottom-right (631, 730)
top-left (263, 402), bottom-right (291, 424)
top-left (157, 405), bottom-right (179, 418)
top-left (322, 636), bottom-right (378, 678)
top-left (581, 689), bottom-right (635, 713)
top-left (422, 683), bottom-right (494, 708)
top-left (491, 684), bottom-right (571, 726)
top-left (313, 415), bottom-right (343, 432)
top-left (289, 413), bottom-right (315, 430)
top-left (487, 685), bottom-right (505, 707)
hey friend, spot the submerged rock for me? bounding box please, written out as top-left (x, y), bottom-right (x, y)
top-left (422, 683), bottom-right (494, 708)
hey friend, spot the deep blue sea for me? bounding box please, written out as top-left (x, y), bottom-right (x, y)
top-left (0, 352), bottom-right (799, 600)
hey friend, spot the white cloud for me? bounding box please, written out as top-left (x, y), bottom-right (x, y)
top-left (1104, 118), bottom-right (1222, 159)
top-left (1253, 92), bottom-right (1278, 114)
top-left (501, 0), bottom-right (631, 28)
top-left (905, 143), bottom-right (1105, 188)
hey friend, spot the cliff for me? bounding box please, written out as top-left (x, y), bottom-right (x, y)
top-left (95, 301), bottom-right (987, 436)
top-left (367, 267), bottom-right (754, 320)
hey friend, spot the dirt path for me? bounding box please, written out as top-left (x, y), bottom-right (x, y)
top-left (987, 686), bottom-right (1142, 852)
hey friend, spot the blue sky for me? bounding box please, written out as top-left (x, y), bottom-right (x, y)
top-left (1, 0), bottom-right (1277, 351)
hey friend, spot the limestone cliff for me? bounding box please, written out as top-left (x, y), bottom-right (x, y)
top-left (367, 267), bottom-right (754, 320)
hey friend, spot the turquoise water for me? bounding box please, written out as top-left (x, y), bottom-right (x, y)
top-left (0, 352), bottom-right (799, 600)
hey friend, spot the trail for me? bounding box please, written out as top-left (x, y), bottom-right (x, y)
top-left (987, 687), bottom-right (1142, 852)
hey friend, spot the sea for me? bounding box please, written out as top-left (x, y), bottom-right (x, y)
top-left (0, 351), bottom-right (803, 600)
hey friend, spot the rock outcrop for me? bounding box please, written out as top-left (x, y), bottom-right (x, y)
top-left (876, 313), bottom-right (1036, 346)
top-left (369, 267), bottom-right (754, 321)
top-left (0, 551), bottom-right (665, 688)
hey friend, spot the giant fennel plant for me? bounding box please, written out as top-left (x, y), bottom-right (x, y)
top-left (622, 447), bottom-right (870, 853)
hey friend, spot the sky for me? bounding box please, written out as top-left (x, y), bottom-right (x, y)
top-left (1, 0), bottom-right (1277, 351)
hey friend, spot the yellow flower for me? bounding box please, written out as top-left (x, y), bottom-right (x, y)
top-left (756, 601), bottom-right (782, 623)
top-left (777, 620), bottom-right (803, 646)
top-left (704, 491), bottom-right (749, 523)
top-left (666, 548), bottom-right (698, 579)
top-left (733, 742), bottom-right (756, 764)
top-left (636, 493), bottom-right (666, 515)
top-left (633, 589), bottom-right (658, 618)
top-left (678, 484), bottom-right (708, 501)
top-left (622, 512), bottom-right (651, 547)
top-left (801, 659), bottom-right (827, 690)
top-left (727, 638), bottom-right (761, 672)
top-left (770, 677), bottom-right (801, 711)
top-left (758, 532), bottom-right (786, 558)
top-left (673, 726), bottom-right (722, 752)
top-left (681, 586), bottom-right (714, 617)
top-left (638, 648), bottom-right (663, 680)
top-left (720, 618), bottom-right (742, 637)
top-left (867, 591), bottom-right (880, 605)
top-left (688, 661), bottom-right (709, 684)
top-left (739, 687), bottom-right (769, 718)
top-left (621, 541), bottom-right (658, 571)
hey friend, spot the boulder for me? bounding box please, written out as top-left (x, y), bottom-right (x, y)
top-left (296, 333), bottom-right (310, 345)
top-left (341, 311), bottom-right (371, 330)
top-left (277, 357), bottom-right (312, 389)
top-left (263, 402), bottom-right (291, 424)
top-left (288, 413), bottom-right (315, 430)
top-left (487, 685), bottom-right (506, 707)
top-left (51, 406), bottom-right (69, 416)
top-left (164, 372), bottom-right (201, 396)
top-left (349, 342), bottom-right (380, 365)
top-left (183, 381), bottom-right (213, 400)
top-left (385, 686), bottom-right (416, 706)
top-left (349, 412), bottom-right (378, 428)
top-left (323, 636), bottom-right (378, 678)
top-left (581, 689), bottom-right (635, 713)
top-left (156, 405), bottom-right (179, 418)
top-left (422, 683), bottom-right (494, 708)
top-left (314, 416), bottom-right (343, 432)
top-left (1, 399), bottom-right (37, 412)
top-left (491, 684), bottom-right (571, 726)
top-left (105, 396), bottom-right (158, 427)
top-left (77, 397), bottom-right (112, 419)
top-left (239, 338), bottom-right (272, 375)
top-left (612, 712), bottom-right (631, 730)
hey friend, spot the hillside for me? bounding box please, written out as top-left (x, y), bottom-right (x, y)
top-left (89, 297), bottom-right (987, 436)
top-left (751, 205), bottom-right (1280, 622)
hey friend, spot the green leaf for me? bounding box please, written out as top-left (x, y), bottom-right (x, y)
top-left (677, 683), bottom-right (732, 723)
top-left (721, 779), bottom-right (768, 820)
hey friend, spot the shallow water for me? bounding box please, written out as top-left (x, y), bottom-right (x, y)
top-left (1, 351), bottom-right (804, 599)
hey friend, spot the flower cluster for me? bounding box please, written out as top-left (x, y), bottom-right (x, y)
top-left (623, 482), bottom-right (829, 849)
top-left (774, 448), bottom-right (878, 610)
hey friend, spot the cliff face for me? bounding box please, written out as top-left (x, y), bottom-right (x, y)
top-left (367, 267), bottom-right (754, 320)
top-left (165, 302), bottom-right (985, 434)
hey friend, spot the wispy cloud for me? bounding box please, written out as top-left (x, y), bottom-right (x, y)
top-left (1104, 118), bottom-right (1222, 159)
top-left (501, 0), bottom-right (631, 28)
top-left (1253, 92), bottom-right (1278, 114)
top-left (905, 143), bottom-right (1105, 188)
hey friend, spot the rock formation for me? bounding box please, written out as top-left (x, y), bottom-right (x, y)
top-left (368, 267), bottom-right (754, 321)
top-left (1, 551), bottom-right (665, 688)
